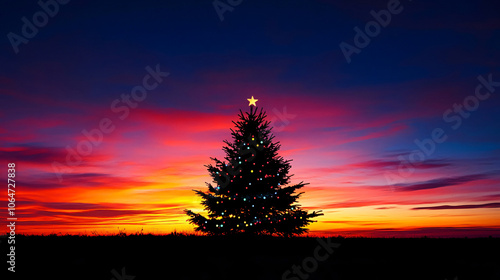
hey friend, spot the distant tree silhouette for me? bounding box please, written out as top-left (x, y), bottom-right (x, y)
top-left (185, 107), bottom-right (322, 236)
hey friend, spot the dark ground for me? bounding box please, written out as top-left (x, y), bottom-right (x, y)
top-left (3, 234), bottom-right (500, 280)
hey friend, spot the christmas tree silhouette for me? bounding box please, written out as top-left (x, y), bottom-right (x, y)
top-left (185, 99), bottom-right (322, 236)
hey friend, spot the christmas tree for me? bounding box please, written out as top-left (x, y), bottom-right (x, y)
top-left (185, 97), bottom-right (323, 236)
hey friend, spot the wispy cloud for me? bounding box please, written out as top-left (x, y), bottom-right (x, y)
top-left (412, 202), bottom-right (500, 210)
top-left (394, 173), bottom-right (491, 192)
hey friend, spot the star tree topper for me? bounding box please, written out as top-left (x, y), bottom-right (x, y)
top-left (247, 96), bottom-right (258, 106)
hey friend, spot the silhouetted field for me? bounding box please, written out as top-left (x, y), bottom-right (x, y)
top-left (3, 233), bottom-right (500, 280)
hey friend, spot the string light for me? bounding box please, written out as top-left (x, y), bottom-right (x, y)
top-left (189, 110), bottom-right (318, 233)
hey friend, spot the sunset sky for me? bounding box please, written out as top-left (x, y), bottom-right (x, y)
top-left (1, 0), bottom-right (500, 237)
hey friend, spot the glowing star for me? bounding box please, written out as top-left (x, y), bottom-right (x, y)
top-left (247, 96), bottom-right (258, 106)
